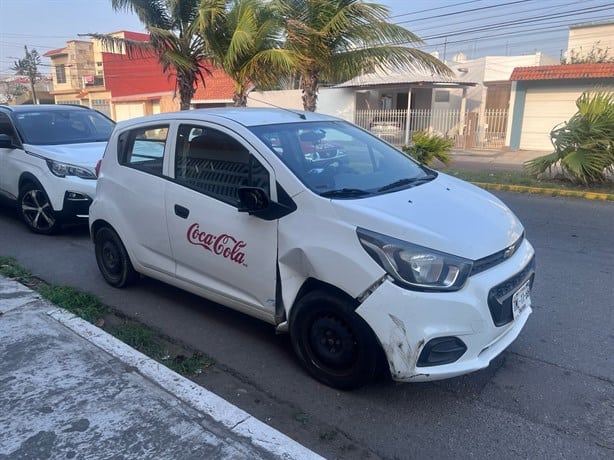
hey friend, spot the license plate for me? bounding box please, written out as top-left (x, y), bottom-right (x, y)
top-left (512, 279), bottom-right (531, 319)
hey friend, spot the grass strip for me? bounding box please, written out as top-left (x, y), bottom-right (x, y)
top-left (442, 168), bottom-right (614, 195)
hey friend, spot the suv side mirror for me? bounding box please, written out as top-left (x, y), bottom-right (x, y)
top-left (0, 134), bottom-right (17, 149)
top-left (237, 186), bottom-right (295, 221)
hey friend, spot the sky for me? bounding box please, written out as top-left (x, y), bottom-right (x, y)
top-left (1, 0), bottom-right (613, 75)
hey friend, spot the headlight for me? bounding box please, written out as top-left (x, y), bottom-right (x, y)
top-left (46, 160), bottom-right (97, 179)
top-left (357, 228), bottom-right (473, 291)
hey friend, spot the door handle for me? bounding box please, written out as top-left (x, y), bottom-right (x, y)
top-left (174, 204), bottom-right (189, 219)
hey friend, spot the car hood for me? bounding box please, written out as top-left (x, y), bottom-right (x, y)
top-left (330, 173), bottom-right (524, 260)
top-left (24, 142), bottom-right (107, 167)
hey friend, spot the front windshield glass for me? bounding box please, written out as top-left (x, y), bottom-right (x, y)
top-left (249, 121), bottom-right (434, 198)
top-left (16, 109), bottom-right (115, 145)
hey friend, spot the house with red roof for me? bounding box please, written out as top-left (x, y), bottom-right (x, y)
top-left (507, 63), bottom-right (614, 150)
top-left (507, 21), bottom-right (614, 151)
top-left (44, 31), bottom-right (235, 121)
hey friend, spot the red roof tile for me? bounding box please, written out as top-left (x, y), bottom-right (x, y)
top-left (510, 63), bottom-right (614, 81)
top-left (193, 66), bottom-right (235, 101)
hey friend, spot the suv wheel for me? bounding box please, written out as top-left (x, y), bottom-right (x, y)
top-left (18, 182), bottom-right (61, 234)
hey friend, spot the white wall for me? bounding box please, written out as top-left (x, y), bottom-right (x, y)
top-left (567, 22), bottom-right (614, 62)
top-left (446, 53), bottom-right (559, 111)
top-left (247, 89), bottom-right (303, 110)
top-left (247, 87), bottom-right (356, 122)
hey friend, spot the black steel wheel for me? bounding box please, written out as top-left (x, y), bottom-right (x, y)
top-left (290, 290), bottom-right (380, 390)
top-left (94, 226), bottom-right (138, 288)
top-left (18, 182), bottom-right (61, 234)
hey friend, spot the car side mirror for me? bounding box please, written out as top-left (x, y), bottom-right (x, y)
top-left (238, 187), bottom-right (270, 213)
top-left (0, 134), bottom-right (16, 149)
top-left (237, 186), bottom-right (296, 221)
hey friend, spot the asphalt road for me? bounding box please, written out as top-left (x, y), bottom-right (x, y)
top-left (1, 191), bottom-right (613, 459)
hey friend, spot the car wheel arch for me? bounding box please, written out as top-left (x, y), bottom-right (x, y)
top-left (19, 171), bottom-right (44, 191)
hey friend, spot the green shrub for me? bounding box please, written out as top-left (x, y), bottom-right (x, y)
top-left (525, 91), bottom-right (614, 185)
top-left (402, 131), bottom-right (454, 166)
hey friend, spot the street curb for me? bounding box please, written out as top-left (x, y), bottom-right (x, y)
top-left (471, 182), bottom-right (614, 201)
top-left (0, 276), bottom-right (323, 460)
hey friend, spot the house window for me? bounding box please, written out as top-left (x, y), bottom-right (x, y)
top-left (435, 90), bottom-right (450, 103)
top-left (55, 64), bottom-right (66, 84)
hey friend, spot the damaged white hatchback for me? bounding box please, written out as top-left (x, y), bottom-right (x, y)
top-left (90, 108), bottom-right (535, 390)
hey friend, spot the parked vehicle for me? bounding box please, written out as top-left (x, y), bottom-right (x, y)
top-left (90, 108), bottom-right (535, 390)
top-left (0, 104), bottom-right (114, 234)
top-left (369, 116), bottom-right (404, 143)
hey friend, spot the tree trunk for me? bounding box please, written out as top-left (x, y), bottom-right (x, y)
top-left (29, 79), bottom-right (38, 104)
top-left (233, 90), bottom-right (247, 107)
top-left (177, 72), bottom-right (196, 111)
top-left (301, 69), bottom-right (319, 112)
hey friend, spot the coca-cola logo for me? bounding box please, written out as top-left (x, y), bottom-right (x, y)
top-left (187, 223), bottom-right (246, 265)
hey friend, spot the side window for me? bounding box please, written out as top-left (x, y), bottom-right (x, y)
top-left (174, 124), bottom-right (269, 206)
top-left (118, 125), bottom-right (168, 176)
top-left (0, 113), bottom-right (19, 143)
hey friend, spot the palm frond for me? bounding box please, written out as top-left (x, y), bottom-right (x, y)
top-left (526, 90), bottom-right (614, 184)
top-left (111, 0), bottom-right (173, 29)
top-left (83, 33), bottom-right (153, 57)
top-left (325, 46), bottom-right (451, 82)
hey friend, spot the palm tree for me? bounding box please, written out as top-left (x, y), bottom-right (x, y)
top-left (525, 91), bottom-right (614, 184)
top-left (92, 0), bottom-right (211, 110)
top-left (12, 46), bottom-right (41, 104)
top-left (273, 0), bottom-right (451, 112)
top-left (198, 0), bottom-right (296, 107)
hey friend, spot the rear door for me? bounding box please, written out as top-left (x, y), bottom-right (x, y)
top-left (165, 122), bottom-right (278, 318)
top-left (107, 123), bottom-right (175, 275)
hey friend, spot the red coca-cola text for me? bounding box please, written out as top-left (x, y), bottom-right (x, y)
top-left (187, 223), bottom-right (246, 265)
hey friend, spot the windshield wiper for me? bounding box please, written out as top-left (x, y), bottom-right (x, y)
top-left (377, 174), bottom-right (436, 193)
top-left (320, 188), bottom-right (372, 198)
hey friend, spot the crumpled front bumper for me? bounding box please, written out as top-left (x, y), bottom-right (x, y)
top-left (355, 239), bottom-right (535, 382)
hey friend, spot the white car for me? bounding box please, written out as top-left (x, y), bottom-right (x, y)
top-left (90, 108), bottom-right (535, 390)
top-left (0, 104), bottom-right (114, 234)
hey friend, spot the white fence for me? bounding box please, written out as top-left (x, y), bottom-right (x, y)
top-left (355, 108), bottom-right (508, 150)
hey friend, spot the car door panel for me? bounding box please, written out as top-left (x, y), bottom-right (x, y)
top-left (166, 123), bottom-right (278, 316)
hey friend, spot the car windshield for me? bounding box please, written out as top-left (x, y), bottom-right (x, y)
top-left (249, 120), bottom-right (434, 198)
top-left (15, 109), bottom-right (115, 145)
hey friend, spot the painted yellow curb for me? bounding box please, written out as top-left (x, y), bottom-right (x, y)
top-left (471, 182), bottom-right (614, 202)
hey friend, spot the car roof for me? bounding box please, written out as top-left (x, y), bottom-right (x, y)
top-left (0, 104), bottom-right (93, 114)
top-left (116, 107), bottom-right (342, 129)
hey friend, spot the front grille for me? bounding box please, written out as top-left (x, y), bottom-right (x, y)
top-left (487, 256), bottom-right (535, 327)
top-left (471, 233), bottom-right (525, 276)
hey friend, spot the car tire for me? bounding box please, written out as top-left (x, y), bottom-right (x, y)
top-left (18, 182), bottom-right (62, 235)
top-left (290, 290), bottom-right (380, 390)
top-left (94, 226), bottom-right (138, 288)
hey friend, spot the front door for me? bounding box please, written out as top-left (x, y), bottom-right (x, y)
top-left (166, 122), bottom-right (278, 318)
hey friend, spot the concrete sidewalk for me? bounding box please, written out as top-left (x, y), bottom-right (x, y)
top-left (0, 277), bottom-right (322, 460)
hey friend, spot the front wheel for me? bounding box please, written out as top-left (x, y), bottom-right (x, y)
top-left (290, 290), bottom-right (380, 390)
top-left (94, 226), bottom-right (138, 288)
top-left (18, 182), bottom-right (61, 234)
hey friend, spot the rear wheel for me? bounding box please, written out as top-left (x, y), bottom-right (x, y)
top-left (94, 226), bottom-right (138, 288)
top-left (290, 290), bottom-right (380, 390)
top-left (18, 182), bottom-right (61, 234)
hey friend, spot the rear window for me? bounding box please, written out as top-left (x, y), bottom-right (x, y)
top-left (15, 109), bottom-right (114, 145)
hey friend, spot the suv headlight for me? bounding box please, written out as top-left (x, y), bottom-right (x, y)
top-left (357, 228), bottom-right (473, 291)
top-left (46, 160), bottom-right (96, 179)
